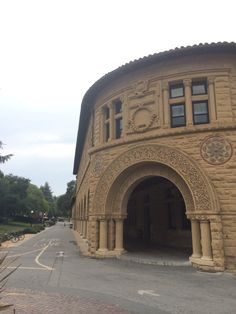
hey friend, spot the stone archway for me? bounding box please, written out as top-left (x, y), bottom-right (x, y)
top-left (123, 175), bottom-right (192, 255)
top-left (92, 144), bottom-right (224, 271)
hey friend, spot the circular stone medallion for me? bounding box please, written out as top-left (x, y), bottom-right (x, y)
top-left (201, 136), bottom-right (233, 165)
top-left (92, 155), bottom-right (104, 178)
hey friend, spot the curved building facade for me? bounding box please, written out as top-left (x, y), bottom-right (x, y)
top-left (72, 43), bottom-right (236, 272)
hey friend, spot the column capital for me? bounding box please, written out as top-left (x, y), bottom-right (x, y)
top-left (183, 78), bottom-right (192, 87)
top-left (162, 81), bottom-right (169, 91)
top-left (208, 76), bottom-right (215, 85)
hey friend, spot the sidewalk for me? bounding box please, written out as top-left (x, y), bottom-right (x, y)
top-left (0, 234), bottom-right (35, 249)
top-left (1, 288), bottom-right (133, 314)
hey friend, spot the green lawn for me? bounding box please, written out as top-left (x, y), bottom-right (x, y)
top-left (0, 221), bottom-right (32, 234)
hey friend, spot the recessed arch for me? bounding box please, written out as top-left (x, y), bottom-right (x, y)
top-left (107, 163), bottom-right (194, 217)
top-left (93, 144), bottom-right (219, 216)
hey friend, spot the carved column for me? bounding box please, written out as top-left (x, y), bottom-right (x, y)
top-left (200, 220), bottom-right (213, 260)
top-left (162, 81), bottom-right (169, 128)
top-left (84, 220), bottom-right (87, 238)
top-left (99, 107), bottom-right (104, 144)
top-left (184, 79), bottom-right (193, 126)
top-left (191, 219), bottom-right (202, 258)
top-left (115, 219), bottom-right (124, 252)
top-left (108, 219), bottom-right (115, 250)
top-left (208, 76), bottom-right (217, 122)
top-left (109, 103), bottom-right (114, 140)
top-left (81, 220), bottom-right (84, 238)
top-left (98, 219), bottom-right (108, 252)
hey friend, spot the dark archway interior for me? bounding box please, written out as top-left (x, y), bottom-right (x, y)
top-left (124, 176), bottom-right (192, 254)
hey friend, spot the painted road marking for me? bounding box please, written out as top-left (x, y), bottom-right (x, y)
top-left (7, 266), bottom-right (51, 271)
top-left (35, 240), bottom-right (54, 271)
top-left (138, 290), bottom-right (160, 297)
top-left (56, 251), bottom-right (65, 257)
top-left (6, 248), bottom-right (43, 258)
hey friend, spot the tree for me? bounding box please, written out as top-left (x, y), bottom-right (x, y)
top-left (0, 141), bottom-right (13, 163)
top-left (0, 174), bottom-right (30, 217)
top-left (25, 184), bottom-right (49, 216)
top-left (40, 182), bottom-right (54, 203)
top-left (56, 180), bottom-right (76, 217)
top-left (40, 182), bottom-right (56, 217)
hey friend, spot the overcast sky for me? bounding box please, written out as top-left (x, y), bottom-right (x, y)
top-left (0, 0), bottom-right (235, 196)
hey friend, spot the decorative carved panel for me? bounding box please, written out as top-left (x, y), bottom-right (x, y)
top-left (127, 80), bottom-right (160, 134)
top-left (127, 105), bottom-right (158, 133)
top-left (93, 144), bottom-right (218, 215)
top-left (201, 135), bottom-right (233, 165)
top-left (91, 154), bottom-right (105, 178)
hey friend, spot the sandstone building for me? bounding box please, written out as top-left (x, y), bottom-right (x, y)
top-left (72, 42), bottom-right (236, 272)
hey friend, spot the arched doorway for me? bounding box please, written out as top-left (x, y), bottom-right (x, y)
top-left (92, 144), bottom-right (224, 271)
top-left (124, 176), bottom-right (192, 258)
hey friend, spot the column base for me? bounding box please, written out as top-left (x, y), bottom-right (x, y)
top-left (201, 256), bottom-right (213, 261)
top-left (114, 248), bottom-right (126, 255)
top-left (96, 248), bottom-right (108, 256)
top-left (191, 253), bottom-right (202, 259)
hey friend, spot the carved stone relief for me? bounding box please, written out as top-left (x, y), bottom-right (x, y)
top-left (93, 144), bottom-right (218, 215)
top-left (127, 79), bottom-right (159, 134)
top-left (110, 164), bottom-right (194, 216)
top-left (127, 105), bottom-right (158, 133)
top-left (91, 154), bottom-right (105, 178)
top-left (201, 135), bottom-right (233, 165)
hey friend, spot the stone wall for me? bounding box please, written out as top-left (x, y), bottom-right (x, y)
top-left (74, 51), bottom-right (236, 271)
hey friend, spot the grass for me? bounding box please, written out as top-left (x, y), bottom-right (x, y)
top-left (0, 221), bottom-right (31, 234)
top-left (0, 221), bottom-right (43, 234)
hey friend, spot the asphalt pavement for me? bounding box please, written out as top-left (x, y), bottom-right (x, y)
top-left (1, 222), bottom-right (235, 314)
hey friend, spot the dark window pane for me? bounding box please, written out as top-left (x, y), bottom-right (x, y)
top-left (193, 101), bottom-right (207, 114)
top-left (172, 116), bottom-right (185, 127)
top-left (104, 107), bottom-right (110, 119)
top-left (193, 101), bottom-right (209, 125)
top-left (171, 104), bottom-right (186, 127)
top-left (192, 81), bottom-right (207, 95)
top-left (114, 100), bottom-right (122, 114)
top-left (170, 84), bottom-right (184, 98)
top-left (172, 105), bottom-right (185, 117)
top-left (105, 123), bottom-right (110, 141)
top-left (115, 118), bottom-right (122, 139)
top-left (194, 114), bottom-right (208, 124)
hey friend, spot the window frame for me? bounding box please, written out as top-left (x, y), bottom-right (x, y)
top-left (170, 103), bottom-right (186, 128)
top-left (169, 83), bottom-right (184, 99)
top-left (192, 100), bottom-right (209, 125)
top-left (191, 80), bottom-right (207, 96)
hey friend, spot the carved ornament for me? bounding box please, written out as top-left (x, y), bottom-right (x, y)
top-left (93, 144), bottom-right (218, 215)
top-left (91, 154), bottom-right (104, 178)
top-left (127, 105), bottom-right (158, 133)
top-left (201, 135), bottom-right (233, 165)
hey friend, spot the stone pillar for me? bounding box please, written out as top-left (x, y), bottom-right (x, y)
top-left (99, 107), bottom-right (104, 144)
top-left (84, 218), bottom-right (87, 239)
top-left (184, 79), bottom-right (193, 126)
top-left (109, 103), bottom-right (114, 140)
top-left (162, 82), bottom-right (169, 128)
top-left (108, 219), bottom-right (115, 250)
top-left (98, 219), bottom-right (108, 252)
top-left (200, 220), bottom-right (213, 260)
top-left (115, 219), bottom-right (124, 252)
top-left (208, 76), bottom-right (217, 122)
top-left (81, 220), bottom-right (84, 238)
top-left (191, 220), bottom-right (202, 258)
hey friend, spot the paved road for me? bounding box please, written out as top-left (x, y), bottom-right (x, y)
top-left (1, 223), bottom-right (236, 313)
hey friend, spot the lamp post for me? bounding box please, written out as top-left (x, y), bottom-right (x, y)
top-left (30, 210), bottom-right (34, 227)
